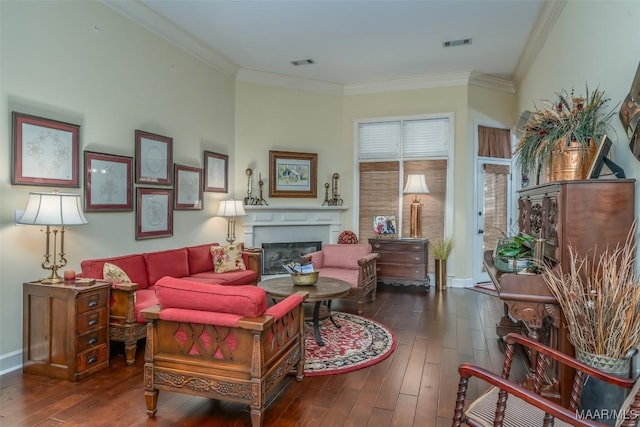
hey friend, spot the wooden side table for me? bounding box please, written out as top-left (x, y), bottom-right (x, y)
top-left (369, 238), bottom-right (430, 289)
top-left (23, 279), bottom-right (110, 381)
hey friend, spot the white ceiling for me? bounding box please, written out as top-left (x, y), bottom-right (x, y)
top-left (107, 0), bottom-right (549, 89)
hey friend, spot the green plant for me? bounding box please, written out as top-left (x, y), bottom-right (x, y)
top-left (431, 237), bottom-right (453, 260)
top-left (496, 235), bottom-right (533, 258)
top-left (514, 85), bottom-right (615, 174)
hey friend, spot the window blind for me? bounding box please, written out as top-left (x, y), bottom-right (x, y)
top-left (358, 121), bottom-right (401, 159)
top-left (359, 117), bottom-right (449, 160)
top-left (403, 118), bottom-right (450, 157)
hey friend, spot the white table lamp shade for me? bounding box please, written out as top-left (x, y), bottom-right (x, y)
top-left (217, 200), bottom-right (246, 217)
top-left (18, 192), bottom-right (88, 226)
top-left (403, 174), bottom-right (430, 194)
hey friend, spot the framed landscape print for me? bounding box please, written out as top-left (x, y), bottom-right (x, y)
top-left (136, 187), bottom-right (173, 239)
top-left (84, 151), bottom-right (133, 212)
top-left (12, 112), bottom-right (80, 187)
top-left (204, 151), bottom-right (228, 193)
top-left (269, 150), bottom-right (317, 198)
top-left (135, 130), bottom-right (173, 185)
top-left (174, 164), bottom-right (203, 210)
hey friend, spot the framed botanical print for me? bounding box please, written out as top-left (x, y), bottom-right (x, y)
top-left (84, 151), bottom-right (133, 212)
top-left (174, 164), bottom-right (203, 210)
top-left (269, 150), bottom-right (317, 198)
top-left (136, 187), bottom-right (173, 239)
top-left (204, 151), bottom-right (228, 193)
top-left (135, 130), bottom-right (173, 185)
top-left (12, 112), bottom-right (80, 187)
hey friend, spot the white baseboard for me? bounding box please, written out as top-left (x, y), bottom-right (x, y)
top-left (451, 277), bottom-right (474, 288)
top-left (0, 349), bottom-right (22, 376)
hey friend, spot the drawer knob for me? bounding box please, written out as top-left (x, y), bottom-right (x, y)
top-left (87, 337), bottom-right (98, 345)
top-left (87, 356), bottom-right (97, 365)
top-left (88, 300), bottom-right (98, 308)
top-left (88, 318), bottom-right (98, 327)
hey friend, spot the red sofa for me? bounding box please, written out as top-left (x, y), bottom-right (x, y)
top-left (80, 243), bottom-right (262, 365)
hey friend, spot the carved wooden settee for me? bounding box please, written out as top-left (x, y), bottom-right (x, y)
top-left (302, 243), bottom-right (378, 314)
top-left (80, 243), bottom-right (262, 365)
top-left (141, 276), bottom-right (307, 427)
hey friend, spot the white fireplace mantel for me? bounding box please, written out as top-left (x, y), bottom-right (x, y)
top-left (242, 205), bottom-right (349, 248)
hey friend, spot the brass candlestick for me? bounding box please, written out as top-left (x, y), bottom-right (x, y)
top-left (244, 168), bottom-right (259, 205)
top-left (323, 173), bottom-right (343, 206)
top-left (255, 173), bottom-right (268, 205)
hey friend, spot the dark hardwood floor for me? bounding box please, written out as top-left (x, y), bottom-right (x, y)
top-left (1, 285), bottom-right (528, 427)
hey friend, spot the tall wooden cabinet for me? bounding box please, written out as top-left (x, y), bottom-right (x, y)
top-left (517, 179), bottom-right (636, 264)
top-left (23, 280), bottom-right (110, 381)
top-left (487, 178), bottom-right (635, 408)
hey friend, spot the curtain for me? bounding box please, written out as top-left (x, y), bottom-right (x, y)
top-left (478, 125), bottom-right (511, 158)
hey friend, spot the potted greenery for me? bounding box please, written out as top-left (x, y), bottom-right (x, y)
top-left (494, 235), bottom-right (533, 273)
top-left (431, 237), bottom-right (453, 291)
top-left (514, 85), bottom-right (615, 182)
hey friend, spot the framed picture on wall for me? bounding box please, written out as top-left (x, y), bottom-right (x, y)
top-left (174, 164), bottom-right (203, 210)
top-left (204, 151), bottom-right (228, 193)
top-left (84, 151), bottom-right (133, 212)
top-left (12, 112), bottom-right (80, 187)
top-left (135, 130), bottom-right (173, 185)
top-left (136, 187), bottom-right (173, 239)
top-left (269, 150), bottom-right (317, 198)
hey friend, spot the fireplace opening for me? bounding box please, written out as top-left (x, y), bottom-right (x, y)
top-left (262, 241), bottom-right (322, 276)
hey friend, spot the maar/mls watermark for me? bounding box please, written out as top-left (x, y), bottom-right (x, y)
top-left (576, 408), bottom-right (640, 421)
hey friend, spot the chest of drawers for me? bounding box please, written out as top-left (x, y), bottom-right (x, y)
top-left (369, 238), bottom-right (429, 288)
top-left (23, 280), bottom-right (110, 381)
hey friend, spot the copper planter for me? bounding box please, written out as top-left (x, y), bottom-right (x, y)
top-left (546, 136), bottom-right (596, 182)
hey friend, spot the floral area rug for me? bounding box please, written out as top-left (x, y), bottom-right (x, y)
top-left (304, 311), bottom-right (396, 376)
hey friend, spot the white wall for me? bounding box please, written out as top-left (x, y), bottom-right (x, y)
top-left (517, 1), bottom-right (640, 197)
top-left (0, 1), bottom-right (236, 372)
top-left (234, 82), bottom-right (345, 206)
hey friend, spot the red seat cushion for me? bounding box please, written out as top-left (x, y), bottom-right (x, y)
top-left (155, 276), bottom-right (266, 317)
top-left (187, 270), bottom-right (257, 286)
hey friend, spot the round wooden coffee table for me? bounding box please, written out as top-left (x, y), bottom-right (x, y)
top-left (259, 276), bottom-right (351, 346)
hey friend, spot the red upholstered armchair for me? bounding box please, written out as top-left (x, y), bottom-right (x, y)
top-left (141, 277), bottom-right (307, 427)
top-left (301, 243), bottom-right (378, 315)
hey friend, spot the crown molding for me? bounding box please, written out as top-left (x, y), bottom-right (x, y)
top-left (101, 0), bottom-right (239, 78)
top-left (468, 72), bottom-right (515, 94)
top-left (513, 0), bottom-right (567, 90)
top-left (236, 68), bottom-right (345, 95)
top-left (343, 72), bottom-right (473, 95)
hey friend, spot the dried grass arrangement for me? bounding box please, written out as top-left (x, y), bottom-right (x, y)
top-left (543, 223), bottom-right (640, 359)
top-left (431, 237), bottom-right (453, 260)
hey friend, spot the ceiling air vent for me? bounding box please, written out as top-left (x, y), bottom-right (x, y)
top-left (443, 38), bottom-right (472, 48)
top-left (291, 59), bottom-right (315, 66)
